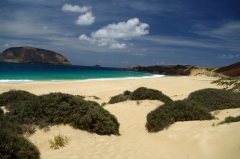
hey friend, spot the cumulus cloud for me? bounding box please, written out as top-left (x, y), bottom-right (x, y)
top-left (79, 18), bottom-right (149, 49)
top-left (76, 12), bottom-right (95, 25)
top-left (62, 4), bottom-right (91, 13)
top-left (110, 43), bottom-right (126, 49)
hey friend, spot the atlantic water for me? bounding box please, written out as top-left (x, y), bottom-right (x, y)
top-left (0, 62), bottom-right (164, 82)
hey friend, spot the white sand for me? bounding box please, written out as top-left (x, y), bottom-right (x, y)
top-left (1, 76), bottom-right (240, 159)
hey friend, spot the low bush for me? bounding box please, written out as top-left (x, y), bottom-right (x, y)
top-left (4, 92), bottom-right (120, 135)
top-left (0, 129), bottom-right (40, 159)
top-left (109, 94), bottom-right (130, 104)
top-left (0, 90), bottom-right (37, 110)
top-left (146, 100), bottom-right (214, 132)
top-left (187, 88), bottom-right (240, 111)
top-left (131, 87), bottom-right (172, 103)
top-left (49, 132), bottom-right (70, 149)
top-left (218, 115), bottom-right (240, 125)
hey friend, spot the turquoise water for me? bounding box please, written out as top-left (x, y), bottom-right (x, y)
top-left (0, 62), bottom-right (163, 82)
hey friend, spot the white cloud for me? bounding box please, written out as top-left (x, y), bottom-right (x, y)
top-left (110, 43), bottom-right (126, 49)
top-left (133, 53), bottom-right (146, 57)
top-left (76, 12), bottom-right (95, 25)
top-left (79, 18), bottom-right (149, 49)
top-left (62, 4), bottom-right (91, 13)
top-left (79, 34), bottom-right (96, 44)
top-left (121, 61), bottom-right (129, 64)
top-left (91, 18), bottom-right (149, 39)
top-left (4, 44), bottom-right (10, 47)
top-left (219, 54), bottom-right (234, 59)
top-left (141, 48), bottom-right (147, 51)
top-left (42, 26), bottom-right (48, 30)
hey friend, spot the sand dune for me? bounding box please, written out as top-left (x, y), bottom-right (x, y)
top-left (1, 76), bottom-right (240, 159)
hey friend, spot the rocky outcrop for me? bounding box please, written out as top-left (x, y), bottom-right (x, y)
top-left (0, 46), bottom-right (71, 65)
top-left (214, 61), bottom-right (240, 77)
top-left (132, 65), bottom-right (202, 76)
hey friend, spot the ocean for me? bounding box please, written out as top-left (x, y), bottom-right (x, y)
top-left (0, 62), bottom-right (164, 82)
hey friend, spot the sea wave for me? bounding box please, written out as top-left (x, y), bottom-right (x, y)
top-left (0, 75), bottom-right (165, 83)
top-left (78, 74), bottom-right (165, 81)
top-left (0, 79), bottom-right (34, 83)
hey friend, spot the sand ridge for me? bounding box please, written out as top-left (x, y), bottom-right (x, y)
top-left (1, 76), bottom-right (240, 159)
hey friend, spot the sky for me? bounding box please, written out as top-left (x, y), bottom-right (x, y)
top-left (0, 0), bottom-right (240, 68)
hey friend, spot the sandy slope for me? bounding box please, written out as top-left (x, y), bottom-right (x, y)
top-left (1, 76), bottom-right (240, 159)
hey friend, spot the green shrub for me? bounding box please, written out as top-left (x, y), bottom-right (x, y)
top-left (123, 90), bottom-right (132, 96)
top-left (0, 90), bottom-right (37, 110)
top-left (49, 132), bottom-right (70, 149)
top-left (218, 115), bottom-right (240, 125)
top-left (109, 94), bottom-right (130, 104)
top-left (131, 87), bottom-right (172, 103)
top-left (146, 100), bottom-right (214, 132)
top-left (187, 88), bottom-right (240, 111)
top-left (4, 92), bottom-right (120, 136)
top-left (0, 129), bottom-right (40, 159)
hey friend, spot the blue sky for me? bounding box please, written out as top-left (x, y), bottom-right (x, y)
top-left (0, 0), bottom-right (239, 68)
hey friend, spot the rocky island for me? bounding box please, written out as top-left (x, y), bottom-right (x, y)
top-left (0, 46), bottom-right (71, 65)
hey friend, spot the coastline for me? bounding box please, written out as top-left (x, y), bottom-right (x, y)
top-left (1, 76), bottom-right (240, 159)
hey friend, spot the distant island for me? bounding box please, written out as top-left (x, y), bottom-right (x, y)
top-left (0, 46), bottom-right (71, 65)
top-left (94, 65), bottom-right (101, 67)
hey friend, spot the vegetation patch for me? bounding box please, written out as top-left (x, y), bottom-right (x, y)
top-left (187, 88), bottom-right (240, 111)
top-left (131, 87), bottom-right (172, 103)
top-left (2, 92), bottom-right (120, 136)
top-left (109, 88), bottom-right (172, 104)
top-left (0, 90), bottom-right (37, 110)
top-left (0, 129), bottom-right (40, 159)
top-left (211, 77), bottom-right (240, 92)
top-left (109, 90), bottom-right (132, 104)
top-left (146, 100), bottom-right (214, 132)
top-left (218, 115), bottom-right (240, 125)
top-left (49, 132), bottom-right (70, 149)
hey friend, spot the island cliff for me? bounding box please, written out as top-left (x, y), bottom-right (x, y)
top-left (0, 46), bottom-right (71, 65)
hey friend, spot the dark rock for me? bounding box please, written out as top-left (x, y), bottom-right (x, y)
top-left (0, 46), bottom-right (71, 65)
top-left (132, 65), bottom-right (197, 76)
top-left (214, 61), bottom-right (240, 77)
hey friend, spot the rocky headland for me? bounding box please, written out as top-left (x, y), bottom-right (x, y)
top-left (0, 46), bottom-right (71, 65)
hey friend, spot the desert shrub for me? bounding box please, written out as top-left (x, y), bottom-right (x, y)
top-left (131, 87), bottom-right (172, 103)
top-left (218, 115), bottom-right (240, 125)
top-left (0, 129), bottom-right (40, 159)
top-left (109, 90), bottom-right (132, 104)
top-left (4, 92), bottom-right (120, 135)
top-left (0, 90), bottom-right (37, 110)
top-left (187, 88), bottom-right (240, 111)
top-left (211, 77), bottom-right (240, 92)
top-left (146, 100), bottom-right (214, 132)
top-left (49, 132), bottom-right (70, 149)
top-left (109, 94), bottom-right (130, 104)
top-left (123, 90), bottom-right (132, 96)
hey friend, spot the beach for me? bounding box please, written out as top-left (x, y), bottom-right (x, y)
top-left (1, 76), bottom-right (240, 159)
